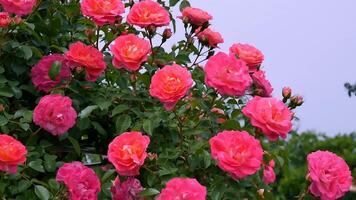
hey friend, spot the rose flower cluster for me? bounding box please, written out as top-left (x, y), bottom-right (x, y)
top-left (0, 0), bottom-right (352, 200)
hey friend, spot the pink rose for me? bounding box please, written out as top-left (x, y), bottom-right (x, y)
top-left (263, 160), bottom-right (276, 184)
top-left (0, 0), bottom-right (36, 16)
top-left (157, 178), bottom-right (207, 200)
top-left (108, 132), bottom-right (150, 176)
top-left (0, 134), bottom-right (27, 174)
top-left (33, 94), bottom-right (77, 136)
top-left (196, 28), bottom-right (224, 48)
top-left (179, 7), bottom-right (212, 26)
top-left (149, 64), bottom-right (193, 110)
top-left (307, 151), bottom-right (352, 200)
top-left (209, 131), bottom-right (263, 180)
top-left (110, 34), bottom-right (151, 71)
top-left (127, 0), bottom-right (170, 28)
top-left (229, 43), bottom-right (264, 71)
top-left (204, 52), bottom-right (252, 96)
top-left (111, 177), bottom-right (144, 200)
top-left (251, 70), bottom-right (273, 97)
top-left (56, 162), bottom-right (101, 200)
top-left (242, 96), bottom-right (293, 141)
top-left (0, 12), bottom-right (11, 27)
top-left (31, 54), bottom-right (72, 92)
top-left (81, 0), bottom-right (124, 26)
top-left (65, 41), bottom-right (106, 82)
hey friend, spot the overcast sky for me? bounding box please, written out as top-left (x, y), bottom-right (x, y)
top-left (173, 0), bottom-right (356, 135)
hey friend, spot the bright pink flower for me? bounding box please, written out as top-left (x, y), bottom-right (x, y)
top-left (0, 134), bottom-right (27, 174)
top-left (204, 52), bottom-right (252, 96)
top-left (251, 70), bottom-right (273, 97)
top-left (229, 43), bottom-right (264, 71)
top-left (307, 151), bottom-right (352, 200)
top-left (209, 131), bottom-right (263, 180)
top-left (56, 162), bottom-right (101, 200)
top-left (108, 132), bottom-right (150, 176)
top-left (179, 7), bottom-right (212, 26)
top-left (65, 41), bottom-right (106, 82)
top-left (196, 28), bottom-right (224, 48)
top-left (31, 54), bottom-right (72, 92)
top-left (0, 12), bottom-right (11, 27)
top-left (242, 96), bottom-right (293, 141)
top-left (111, 177), bottom-right (144, 200)
top-left (263, 160), bottom-right (276, 184)
top-left (149, 64), bottom-right (193, 110)
top-left (157, 178), bottom-right (207, 200)
top-left (33, 94), bottom-right (77, 136)
top-left (110, 34), bottom-right (151, 71)
top-left (127, 0), bottom-right (170, 28)
top-left (0, 0), bottom-right (36, 16)
top-left (80, 0), bottom-right (124, 26)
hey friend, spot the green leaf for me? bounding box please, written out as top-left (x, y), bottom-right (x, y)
top-left (68, 136), bottom-right (81, 156)
top-left (44, 154), bottom-right (57, 172)
top-left (143, 119), bottom-right (153, 136)
top-left (48, 61), bottom-right (61, 81)
top-left (115, 114), bottom-right (131, 134)
top-left (34, 185), bottom-right (50, 200)
top-left (0, 87), bottom-right (13, 97)
top-left (19, 123), bottom-right (30, 131)
top-left (92, 121), bottom-right (107, 135)
top-left (78, 105), bottom-right (98, 118)
top-left (0, 116), bottom-right (8, 126)
top-left (111, 104), bottom-right (129, 117)
top-left (17, 180), bottom-right (31, 193)
top-left (139, 188), bottom-right (160, 197)
top-left (19, 45), bottom-right (33, 60)
top-left (179, 0), bottom-right (190, 11)
top-left (29, 160), bottom-right (45, 173)
top-left (169, 0), bottom-right (180, 6)
top-left (101, 169), bottom-right (115, 183)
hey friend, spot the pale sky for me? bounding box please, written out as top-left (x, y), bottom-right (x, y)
top-left (172, 0), bottom-right (356, 135)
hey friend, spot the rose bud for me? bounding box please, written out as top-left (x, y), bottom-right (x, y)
top-left (163, 28), bottom-right (172, 40)
top-left (0, 104), bottom-right (4, 112)
top-left (282, 87), bottom-right (292, 99)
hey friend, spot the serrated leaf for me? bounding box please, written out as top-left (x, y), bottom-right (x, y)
top-left (169, 0), bottom-right (180, 6)
top-left (0, 87), bottom-right (13, 97)
top-left (115, 114), bottom-right (131, 134)
top-left (179, 0), bottom-right (190, 11)
top-left (19, 45), bottom-right (33, 60)
top-left (48, 61), bottom-right (61, 81)
top-left (143, 119), bottom-right (153, 136)
top-left (29, 160), bottom-right (45, 173)
top-left (68, 136), bottom-right (81, 156)
top-left (111, 104), bottom-right (129, 117)
top-left (78, 105), bottom-right (98, 118)
top-left (92, 121), bottom-right (107, 135)
top-left (139, 188), bottom-right (160, 197)
top-left (34, 185), bottom-right (50, 200)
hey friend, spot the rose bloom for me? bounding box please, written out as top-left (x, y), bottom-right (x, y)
top-left (0, 0), bottom-right (36, 16)
top-left (31, 54), bottom-right (72, 92)
top-left (65, 41), bottom-right (106, 82)
top-left (0, 12), bottom-right (11, 27)
top-left (179, 7), bottom-right (212, 26)
top-left (263, 160), bottom-right (276, 184)
top-left (110, 34), bottom-right (151, 71)
top-left (229, 43), bottom-right (264, 71)
top-left (209, 131), bottom-right (263, 180)
top-left (33, 94), bottom-right (77, 136)
top-left (204, 52), bottom-right (252, 96)
top-left (111, 177), bottom-right (144, 200)
top-left (242, 96), bottom-right (293, 141)
top-left (307, 151), bottom-right (352, 200)
top-left (108, 132), bottom-right (150, 176)
top-left (149, 64), bottom-right (193, 110)
top-left (127, 0), bottom-right (170, 28)
top-left (0, 134), bottom-right (27, 174)
top-left (157, 178), bottom-right (207, 200)
top-left (80, 0), bottom-right (124, 26)
top-left (251, 70), bottom-right (273, 97)
top-left (196, 27), bottom-right (224, 48)
top-left (56, 162), bottom-right (101, 200)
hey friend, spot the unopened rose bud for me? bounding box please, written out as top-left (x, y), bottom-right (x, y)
top-left (121, 29), bottom-right (129, 35)
top-left (182, 16), bottom-right (189, 24)
top-left (163, 28), bottom-right (172, 39)
top-left (12, 16), bottom-right (22, 25)
top-left (211, 107), bottom-right (224, 115)
top-left (216, 118), bottom-right (226, 124)
top-left (290, 95), bottom-right (304, 107)
top-left (85, 29), bottom-right (94, 41)
top-left (0, 104), bottom-right (4, 112)
top-left (146, 25), bottom-right (156, 35)
top-left (282, 87), bottom-right (292, 99)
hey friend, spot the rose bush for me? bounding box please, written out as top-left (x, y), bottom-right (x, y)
top-left (0, 0), bottom-right (352, 199)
